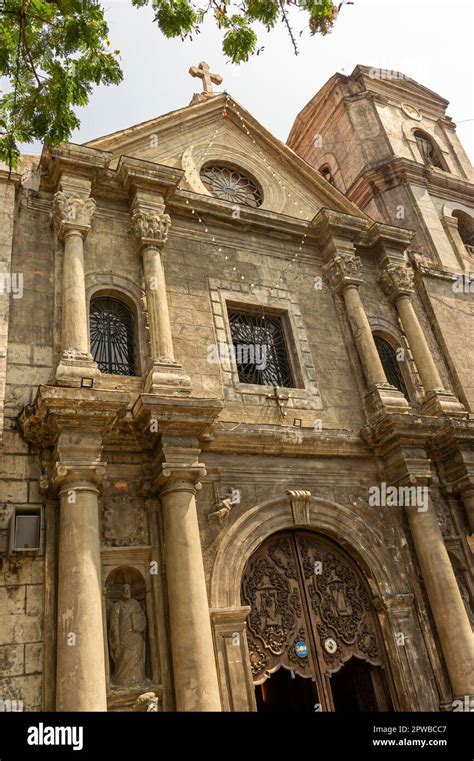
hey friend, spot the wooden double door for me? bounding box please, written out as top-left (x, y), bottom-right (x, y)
top-left (241, 531), bottom-right (393, 712)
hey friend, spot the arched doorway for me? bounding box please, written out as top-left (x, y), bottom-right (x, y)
top-left (241, 531), bottom-right (393, 712)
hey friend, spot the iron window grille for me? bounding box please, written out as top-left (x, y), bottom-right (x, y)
top-left (200, 165), bottom-right (263, 208)
top-left (228, 310), bottom-right (294, 387)
top-left (374, 335), bottom-right (409, 399)
top-left (90, 296), bottom-right (136, 376)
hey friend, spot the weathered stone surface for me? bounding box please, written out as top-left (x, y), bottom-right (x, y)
top-left (0, 65), bottom-right (472, 713)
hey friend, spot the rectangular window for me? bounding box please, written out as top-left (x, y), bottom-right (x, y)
top-left (228, 309), bottom-right (294, 388)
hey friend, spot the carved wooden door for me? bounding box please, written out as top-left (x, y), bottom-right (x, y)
top-left (242, 531), bottom-right (387, 711)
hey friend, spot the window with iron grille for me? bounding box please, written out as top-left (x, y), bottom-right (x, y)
top-left (414, 131), bottom-right (444, 170)
top-left (228, 310), bottom-right (294, 387)
top-left (90, 296), bottom-right (136, 376)
top-left (374, 335), bottom-right (409, 399)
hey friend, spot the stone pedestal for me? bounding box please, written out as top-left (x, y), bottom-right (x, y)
top-left (158, 459), bottom-right (221, 711)
top-left (52, 177), bottom-right (101, 387)
top-left (54, 430), bottom-right (107, 711)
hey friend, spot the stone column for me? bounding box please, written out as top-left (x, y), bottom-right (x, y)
top-left (53, 429), bottom-right (107, 711)
top-left (378, 262), bottom-right (465, 416)
top-left (157, 455), bottom-right (221, 711)
top-left (324, 252), bottom-right (409, 416)
top-left (52, 176), bottom-right (101, 387)
top-left (405, 495), bottom-right (474, 700)
top-left (130, 191), bottom-right (190, 396)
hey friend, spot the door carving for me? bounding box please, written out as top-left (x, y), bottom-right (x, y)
top-left (242, 531), bottom-right (388, 710)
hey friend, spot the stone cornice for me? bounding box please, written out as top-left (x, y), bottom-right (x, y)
top-left (40, 143), bottom-right (112, 190)
top-left (117, 155), bottom-right (184, 202)
top-left (0, 168), bottom-right (22, 185)
top-left (131, 394), bottom-right (223, 441)
top-left (19, 386), bottom-right (129, 450)
top-left (362, 222), bottom-right (416, 254)
top-left (311, 208), bottom-right (371, 249)
top-left (200, 425), bottom-right (371, 459)
top-left (171, 190), bottom-right (322, 245)
top-left (348, 158), bottom-right (474, 209)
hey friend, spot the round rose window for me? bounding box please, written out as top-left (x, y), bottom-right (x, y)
top-left (200, 165), bottom-right (263, 208)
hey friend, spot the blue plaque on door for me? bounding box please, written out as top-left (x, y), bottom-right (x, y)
top-left (295, 641), bottom-right (308, 658)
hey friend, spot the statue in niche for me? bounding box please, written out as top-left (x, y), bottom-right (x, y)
top-left (108, 583), bottom-right (148, 688)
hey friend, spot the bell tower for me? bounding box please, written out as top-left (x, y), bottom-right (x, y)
top-left (287, 65), bottom-right (474, 272)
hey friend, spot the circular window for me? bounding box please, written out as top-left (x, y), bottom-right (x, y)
top-left (200, 165), bottom-right (263, 208)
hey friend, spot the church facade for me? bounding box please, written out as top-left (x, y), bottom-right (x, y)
top-left (0, 64), bottom-right (473, 712)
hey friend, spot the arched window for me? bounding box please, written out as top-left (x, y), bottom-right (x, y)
top-left (374, 335), bottom-right (409, 399)
top-left (414, 131), bottom-right (444, 170)
top-left (452, 210), bottom-right (474, 255)
top-left (90, 296), bottom-right (136, 376)
top-left (319, 164), bottom-right (336, 186)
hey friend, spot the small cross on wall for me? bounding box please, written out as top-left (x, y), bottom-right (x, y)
top-left (189, 61), bottom-right (223, 96)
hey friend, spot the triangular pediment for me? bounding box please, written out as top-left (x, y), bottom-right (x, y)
top-left (85, 94), bottom-right (368, 220)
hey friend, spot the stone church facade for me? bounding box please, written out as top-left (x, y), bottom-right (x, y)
top-left (0, 64), bottom-right (473, 712)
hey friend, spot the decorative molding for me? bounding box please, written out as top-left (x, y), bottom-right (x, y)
top-left (52, 191), bottom-right (96, 239)
top-left (377, 263), bottom-right (414, 302)
top-left (101, 494), bottom-right (148, 547)
top-left (287, 489), bottom-right (312, 525)
top-left (131, 208), bottom-right (171, 249)
top-left (324, 253), bottom-right (363, 293)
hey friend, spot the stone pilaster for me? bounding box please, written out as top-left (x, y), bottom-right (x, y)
top-left (130, 190), bottom-right (191, 396)
top-left (52, 175), bottom-right (100, 387)
top-left (156, 441), bottom-right (221, 711)
top-left (53, 429), bottom-right (107, 711)
top-left (210, 607), bottom-right (256, 712)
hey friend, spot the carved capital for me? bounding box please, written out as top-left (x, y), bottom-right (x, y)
top-left (157, 463), bottom-right (207, 496)
top-left (52, 191), bottom-right (96, 240)
top-left (131, 208), bottom-right (172, 250)
top-left (324, 254), bottom-right (363, 293)
top-left (377, 263), bottom-right (414, 302)
top-left (287, 489), bottom-right (312, 525)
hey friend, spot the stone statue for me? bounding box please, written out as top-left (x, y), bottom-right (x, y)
top-left (108, 583), bottom-right (148, 687)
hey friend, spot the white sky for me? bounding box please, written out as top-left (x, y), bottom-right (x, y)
top-left (24, 0), bottom-right (474, 160)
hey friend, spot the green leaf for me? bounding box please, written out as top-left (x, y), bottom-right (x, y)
top-left (152, 0), bottom-right (196, 38)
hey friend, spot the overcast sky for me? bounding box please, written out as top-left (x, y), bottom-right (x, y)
top-left (27, 0), bottom-right (474, 160)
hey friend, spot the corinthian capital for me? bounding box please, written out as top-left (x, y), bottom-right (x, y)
top-left (52, 191), bottom-right (96, 239)
top-left (377, 263), bottom-right (414, 302)
top-left (324, 253), bottom-right (363, 293)
top-left (131, 208), bottom-right (172, 249)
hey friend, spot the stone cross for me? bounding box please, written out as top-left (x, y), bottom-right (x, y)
top-left (189, 61), bottom-right (223, 95)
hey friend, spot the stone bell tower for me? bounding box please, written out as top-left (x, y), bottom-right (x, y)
top-left (288, 65), bottom-right (474, 414)
top-left (287, 64), bottom-right (474, 271)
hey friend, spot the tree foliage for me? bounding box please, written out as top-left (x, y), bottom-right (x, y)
top-left (0, 0), bottom-right (348, 167)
